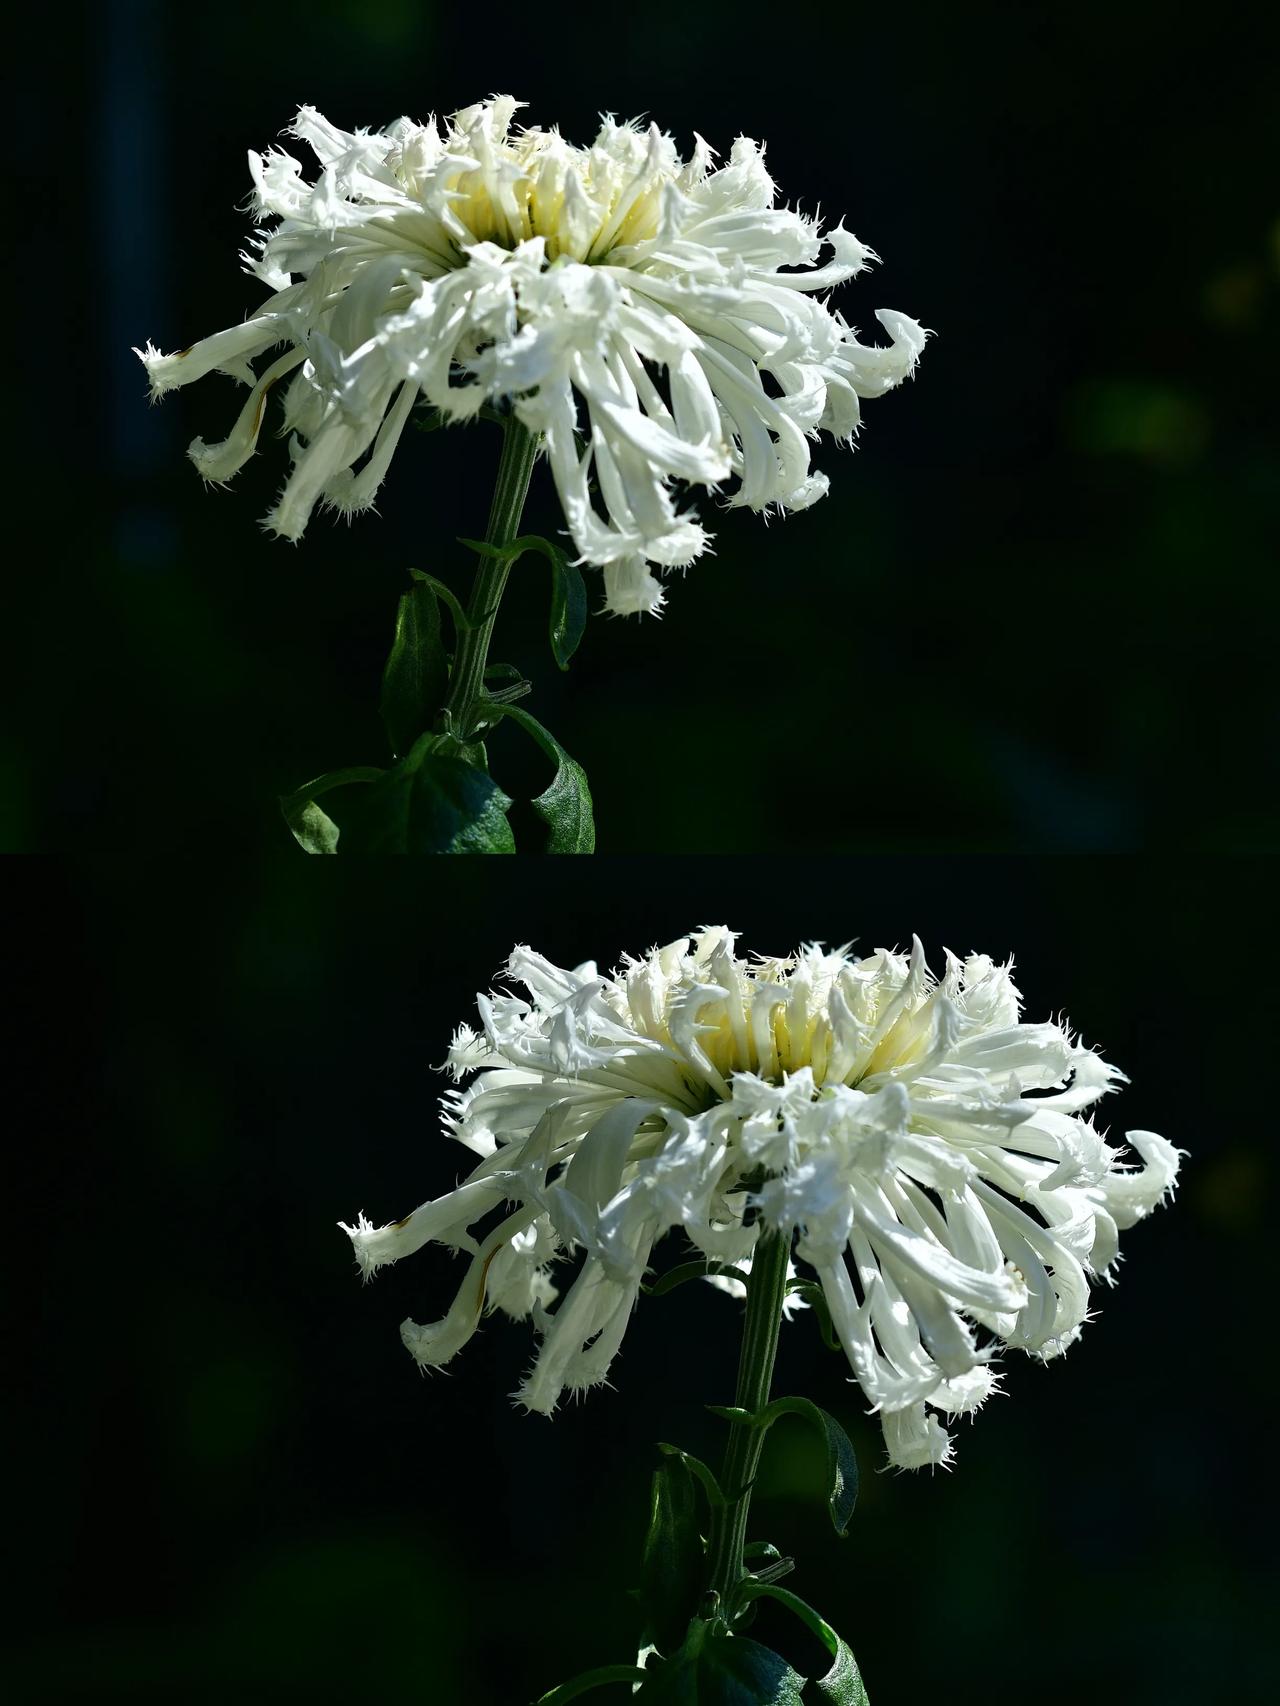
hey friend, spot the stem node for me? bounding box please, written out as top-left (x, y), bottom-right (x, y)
top-left (442, 418), bottom-right (540, 738)
top-left (705, 1230), bottom-right (791, 1611)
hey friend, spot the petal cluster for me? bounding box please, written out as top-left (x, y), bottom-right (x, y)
top-left (138, 97), bottom-right (927, 614)
top-left (343, 931), bottom-right (1181, 1467)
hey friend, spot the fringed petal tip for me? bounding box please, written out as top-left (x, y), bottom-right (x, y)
top-left (511, 1373), bottom-right (558, 1417)
top-left (134, 341), bottom-right (182, 402)
top-left (828, 225), bottom-right (880, 275)
top-left (601, 556), bottom-right (668, 618)
top-left (1103, 1129), bottom-right (1185, 1228)
top-left (400, 1315), bottom-right (461, 1371)
top-left (882, 1404), bottom-right (954, 1471)
top-left (339, 1213), bottom-right (383, 1282)
top-left (875, 308), bottom-right (934, 359)
top-left (259, 502), bottom-right (307, 543)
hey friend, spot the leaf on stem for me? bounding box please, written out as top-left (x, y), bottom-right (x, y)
top-left (380, 575), bottom-right (449, 759)
top-left (734, 1584), bottom-right (869, 1706)
top-left (635, 1619), bottom-right (807, 1705)
top-left (279, 766), bottom-right (385, 854)
top-left (342, 732), bottom-right (514, 854)
top-left (639, 1453), bottom-right (706, 1657)
top-left (490, 703), bottom-right (595, 853)
top-left (460, 533), bottom-right (589, 669)
top-left (657, 1443), bottom-right (726, 1511)
top-left (707, 1397), bottom-right (859, 1536)
top-left (408, 568), bottom-right (476, 637)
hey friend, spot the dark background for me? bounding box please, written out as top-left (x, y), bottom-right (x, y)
top-left (6, 0), bottom-right (1277, 852)
top-left (10, 857), bottom-right (1275, 1701)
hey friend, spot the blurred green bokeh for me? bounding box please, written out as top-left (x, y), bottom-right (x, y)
top-left (7, 0), bottom-right (1277, 852)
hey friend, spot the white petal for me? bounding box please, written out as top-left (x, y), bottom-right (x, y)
top-left (883, 1404), bottom-right (953, 1469)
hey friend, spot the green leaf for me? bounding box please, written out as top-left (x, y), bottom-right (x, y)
top-left (279, 767), bottom-right (385, 855)
top-left (807, 1637), bottom-right (869, 1706)
top-left (491, 703), bottom-right (594, 853)
top-left (758, 1399), bottom-right (858, 1537)
top-left (534, 1665), bottom-right (650, 1704)
top-left (656, 1442), bottom-right (726, 1511)
top-left (343, 732), bottom-right (515, 854)
top-left (734, 1586), bottom-right (869, 1706)
top-left (643, 1259), bottom-right (750, 1298)
top-left (707, 1398), bottom-right (858, 1537)
top-left (545, 546), bottom-right (588, 669)
top-left (407, 569), bottom-right (474, 637)
top-left (460, 533), bottom-right (589, 668)
top-left (380, 576), bottom-right (448, 758)
top-left (636, 1621), bottom-right (806, 1705)
top-left (639, 1452), bottom-right (706, 1656)
top-left (284, 798), bottom-right (340, 855)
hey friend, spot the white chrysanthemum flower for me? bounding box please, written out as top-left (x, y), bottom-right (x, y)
top-left (137, 97), bottom-right (927, 615)
top-left (342, 931), bottom-right (1182, 1468)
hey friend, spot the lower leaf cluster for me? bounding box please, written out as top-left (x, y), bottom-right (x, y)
top-left (280, 548), bottom-right (594, 854)
top-left (536, 1399), bottom-right (868, 1705)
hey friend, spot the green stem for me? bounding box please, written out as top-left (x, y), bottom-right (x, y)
top-left (441, 416), bottom-right (540, 737)
top-left (705, 1229), bottom-right (791, 1609)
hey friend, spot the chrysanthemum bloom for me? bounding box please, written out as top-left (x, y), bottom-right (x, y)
top-left (137, 98), bottom-right (927, 615)
top-left (343, 931), bottom-right (1181, 1468)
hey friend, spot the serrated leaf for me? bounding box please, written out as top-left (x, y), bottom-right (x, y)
top-left (734, 1586), bottom-right (869, 1706)
top-left (285, 798), bottom-right (340, 855)
top-left (380, 577), bottom-right (448, 758)
top-left (279, 766), bottom-right (385, 855)
top-left (343, 733), bottom-right (514, 854)
top-left (636, 1622), bottom-right (806, 1706)
top-left (808, 1637), bottom-right (869, 1706)
top-left (492, 703), bottom-right (594, 853)
top-left (639, 1453), bottom-right (705, 1656)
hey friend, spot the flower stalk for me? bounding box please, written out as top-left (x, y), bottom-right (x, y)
top-left (441, 417), bottom-right (541, 737)
top-left (706, 1227), bottom-right (792, 1608)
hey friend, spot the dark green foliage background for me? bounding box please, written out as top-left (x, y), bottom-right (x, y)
top-left (9, 858), bottom-right (1273, 1701)
top-left (5, 0), bottom-right (1276, 851)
